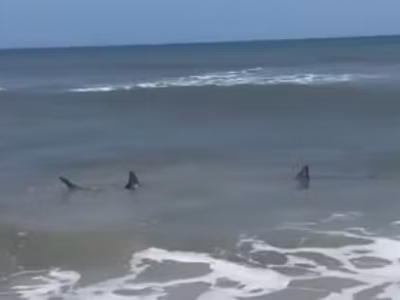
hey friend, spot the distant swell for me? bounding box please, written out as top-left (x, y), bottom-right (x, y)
top-left (69, 68), bottom-right (380, 93)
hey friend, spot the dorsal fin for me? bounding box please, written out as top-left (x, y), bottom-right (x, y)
top-left (296, 165), bottom-right (310, 189)
top-left (59, 176), bottom-right (81, 190)
top-left (125, 171), bottom-right (139, 190)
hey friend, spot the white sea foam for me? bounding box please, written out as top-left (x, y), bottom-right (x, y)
top-left (11, 248), bottom-right (288, 300)
top-left (321, 211), bottom-right (364, 223)
top-left (391, 220), bottom-right (400, 226)
top-left (135, 72), bottom-right (360, 89)
top-left (69, 85), bottom-right (131, 93)
top-left (10, 228), bottom-right (400, 300)
top-left (243, 230), bottom-right (400, 299)
top-left (12, 269), bottom-right (80, 300)
top-left (69, 68), bottom-right (378, 92)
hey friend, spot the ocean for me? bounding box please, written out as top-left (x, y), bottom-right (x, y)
top-left (1, 35), bottom-right (400, 299)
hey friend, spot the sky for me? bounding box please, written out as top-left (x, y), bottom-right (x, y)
top-left (1, 0), bottom-right (399, 49)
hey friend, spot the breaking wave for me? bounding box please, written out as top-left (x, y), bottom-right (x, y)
top-left (8, 228), bottom-right (400, 300)
top-left (69, 68), bottom-right (381, 93)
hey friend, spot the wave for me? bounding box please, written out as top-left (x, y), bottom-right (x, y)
top-left (69, 68), bottom-right (381, 93)
top-left (10, 228), bottom-right (400, 300)
top-left (70, 85), bottom-right (132, 93)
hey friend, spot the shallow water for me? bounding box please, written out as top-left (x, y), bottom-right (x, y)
top-left (2, 36), bottom-right (400, 299)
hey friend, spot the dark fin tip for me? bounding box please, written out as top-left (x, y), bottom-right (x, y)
top-left (296, 165), bottom-right (310, 189)
top-left (59, 176), bottom-right (80, 190)
top-left (125, 171), bottom-right (140, 190)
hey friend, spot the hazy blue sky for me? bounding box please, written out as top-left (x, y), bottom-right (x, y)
top-left (1, 0), bottom-right (399, 48)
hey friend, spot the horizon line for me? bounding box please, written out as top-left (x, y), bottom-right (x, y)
top-left (1, 33), bottom-right (400, 52)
